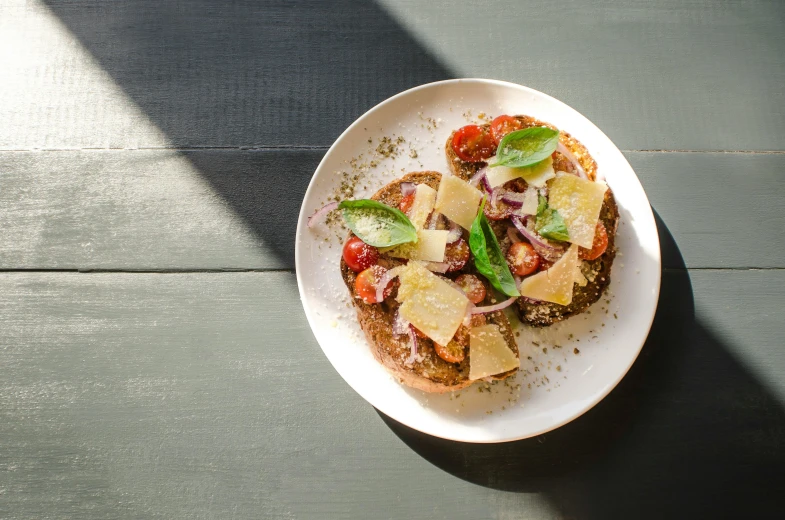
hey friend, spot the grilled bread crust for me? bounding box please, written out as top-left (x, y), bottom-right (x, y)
top-left (445, 116), bottom-right (619, 326)
top-left (340, 171), bottom-right (519, 393)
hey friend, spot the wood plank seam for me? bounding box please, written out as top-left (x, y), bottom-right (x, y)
top-left (3, 147), bottom-right (785, 154)
top-left (1, 267), bottom-right (784, 274)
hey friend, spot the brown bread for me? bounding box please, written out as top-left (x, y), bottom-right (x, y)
top-left (444, 116), bottom-right (620, 326)
top-left (340, 172), bottom-right (519, 393)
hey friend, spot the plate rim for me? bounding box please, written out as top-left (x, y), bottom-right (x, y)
top-left (295, 78), bottom-right (662, 443)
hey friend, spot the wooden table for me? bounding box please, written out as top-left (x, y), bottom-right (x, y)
top-left (2, 1), bottom-right (784, 518)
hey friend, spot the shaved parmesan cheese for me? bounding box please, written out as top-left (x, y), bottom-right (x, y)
top-left (484, 165), bottom-right (519, 190)
top-left (486, 157), bottom-right (555, 189)
top-left (383, 229), bottom-right (448, 262)
top-left (519, 186), bottom-right (539, 215)
top-left (434, 175), bottom-right (482, 230)
top-left (469, 324), bottom-right (519, 380)
top-left (519, 244), bottom-right (580, 305)
top-left (397, 262), bottom-right (469, 346)
top-left (548, 174), bottom-right (608, 248)
top-left (408, 184), bottom-right (437, 230)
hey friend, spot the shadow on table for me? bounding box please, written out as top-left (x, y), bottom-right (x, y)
top-left (39, 2), bottom-right (785, 517)
top-left (42, 0), bottom-right (452, 267)
top-left (378, 211), bottom-right (785, 518)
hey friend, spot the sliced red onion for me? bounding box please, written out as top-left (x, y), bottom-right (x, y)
top-left (392, 309), bottom-right (409, 335)
top-left (507, 227), bottom-right (522, 244)
top-left (424, 261), bottom-right (449, 273)
top-left (406, 324), bottom-right (419, 365)
top-left (307, 201), bottom-right (339, 228)
top-left (469, 166), bottom-right (487, 187)
top-left (375, 265), bottom-right (403, 303)
top-left (514, 275), bottom-right (522, 289)
top-left (472, 296), bottom-right (517, 314)
top-left (490, 186), bottom-right (505, 209)
top-left (400, 182), bottom-right (416, 197)
top-left (446, 220), bottom-right (462, 244)
top-left (557, 142), bottom-right (588, 180)
top-left (511, 215), bottom-right (563, 252)
top-left (501, 191), bottom-right (526, 207)
top-left (481, 173), bottom-right (492, 192)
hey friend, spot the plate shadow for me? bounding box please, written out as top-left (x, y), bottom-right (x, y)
top-left (378, 210), bottom-right (785, 518)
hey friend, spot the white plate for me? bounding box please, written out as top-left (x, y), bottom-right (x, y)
top-left (295, 79), bottom-right (660, 443)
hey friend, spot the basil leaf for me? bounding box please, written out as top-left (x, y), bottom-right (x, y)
top-left (339, 199), bottom-right (418, 247)
top-left (491, 127), bottom-right (559, 168)
top-left (469, 199), bottom-right (520, 297)
top-left (536, 193), bottom-right (547, 215)
top-left (535, 195), bottom-right (569, 242)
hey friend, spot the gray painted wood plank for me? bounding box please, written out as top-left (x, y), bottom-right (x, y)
top-left (1, 270), bottom-right (783, 519)
top-left (1, 150), bottom-right (783, 270)
top-left (635, 151), bottom-right (785, 269)
top-left (3, 0), bottom-right (784, 151)
top-left (377, 0), bottom-right (785, 152)
top-left (0, 150), bottom-right (317, 270)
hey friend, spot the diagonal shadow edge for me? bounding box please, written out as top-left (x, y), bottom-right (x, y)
top-left (36, 2), bottom-right (785, 518)
top-left (375, 209), bottom-right (785, 518)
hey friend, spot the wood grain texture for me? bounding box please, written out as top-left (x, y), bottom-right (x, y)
top-left (377, 0), bottom-right (785, 152)
top-left (0, 150), bottom-right (318, 270)
top-left (2, 150), bottom-right (783, 270)
top-left (0, 272), bottom-right (549, 520)
top-left (382, 270), bottom-right (785, 519)
top-left (2, 0), bottom-right (784, 151)
top-left (0, 270), bottom-right (783, 519)
top-left (2, 0), bottom-right (784, 518)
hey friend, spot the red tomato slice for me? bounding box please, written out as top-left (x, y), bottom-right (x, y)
top-left (490, 115), bottom-right (523, 145)
top-left (444, 238), bottom-right (470, 272)
top-left (579, 222), bottom-right (609, 260)
top-left (434, 341), bottom-right (465, 364)
top-left (399, 194), bottom-right (415, 214)
top-left (342, 236), bottom-right (379, 272)
top-left (506, 242), bottom-right (541, 276)
top-left (355, 265), bottom-right (393, 304)
top-left (451, 125), bottom-right (495, 162)
top-left (455, 274), bottom-right (486, 304)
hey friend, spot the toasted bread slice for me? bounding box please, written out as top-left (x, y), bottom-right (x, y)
top-left (445, 115), bottom-right (619, 327)
top-left (340, 171), bottom-right (519, 393)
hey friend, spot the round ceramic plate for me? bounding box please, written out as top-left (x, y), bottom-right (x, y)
top-left (295, 79), bottom-right (660, 443)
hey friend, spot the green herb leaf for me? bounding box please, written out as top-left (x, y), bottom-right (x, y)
top-left (469, 199), bottom-right (520, 297)
top-left (491, 127), bottom-right (559, 168)
top-left (339, 199), bottom-right (418, 247)
top-left (535, 195), bottom-right (569, 242)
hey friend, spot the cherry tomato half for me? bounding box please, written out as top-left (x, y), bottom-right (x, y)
top-left (451, 125), bottom-right (495, 162)
top-left (434, 340), bottom-right (465, 364)
top-left (399, 193), bottom-right (415, 214)
top-left (506, 242), bottom-right (541, 276)
top-left (490, 115), bottom-right (523, 145)
top-left (444, 238), bottom-right (470, 272)
top-left (355, 265), bottom-right (393, 304)
top-left (455, 274), bottom-right (487, 304)
top-left (343, 236), bottom-right (379, 272)
top-left (579, 222), bottom-right (609, 261)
